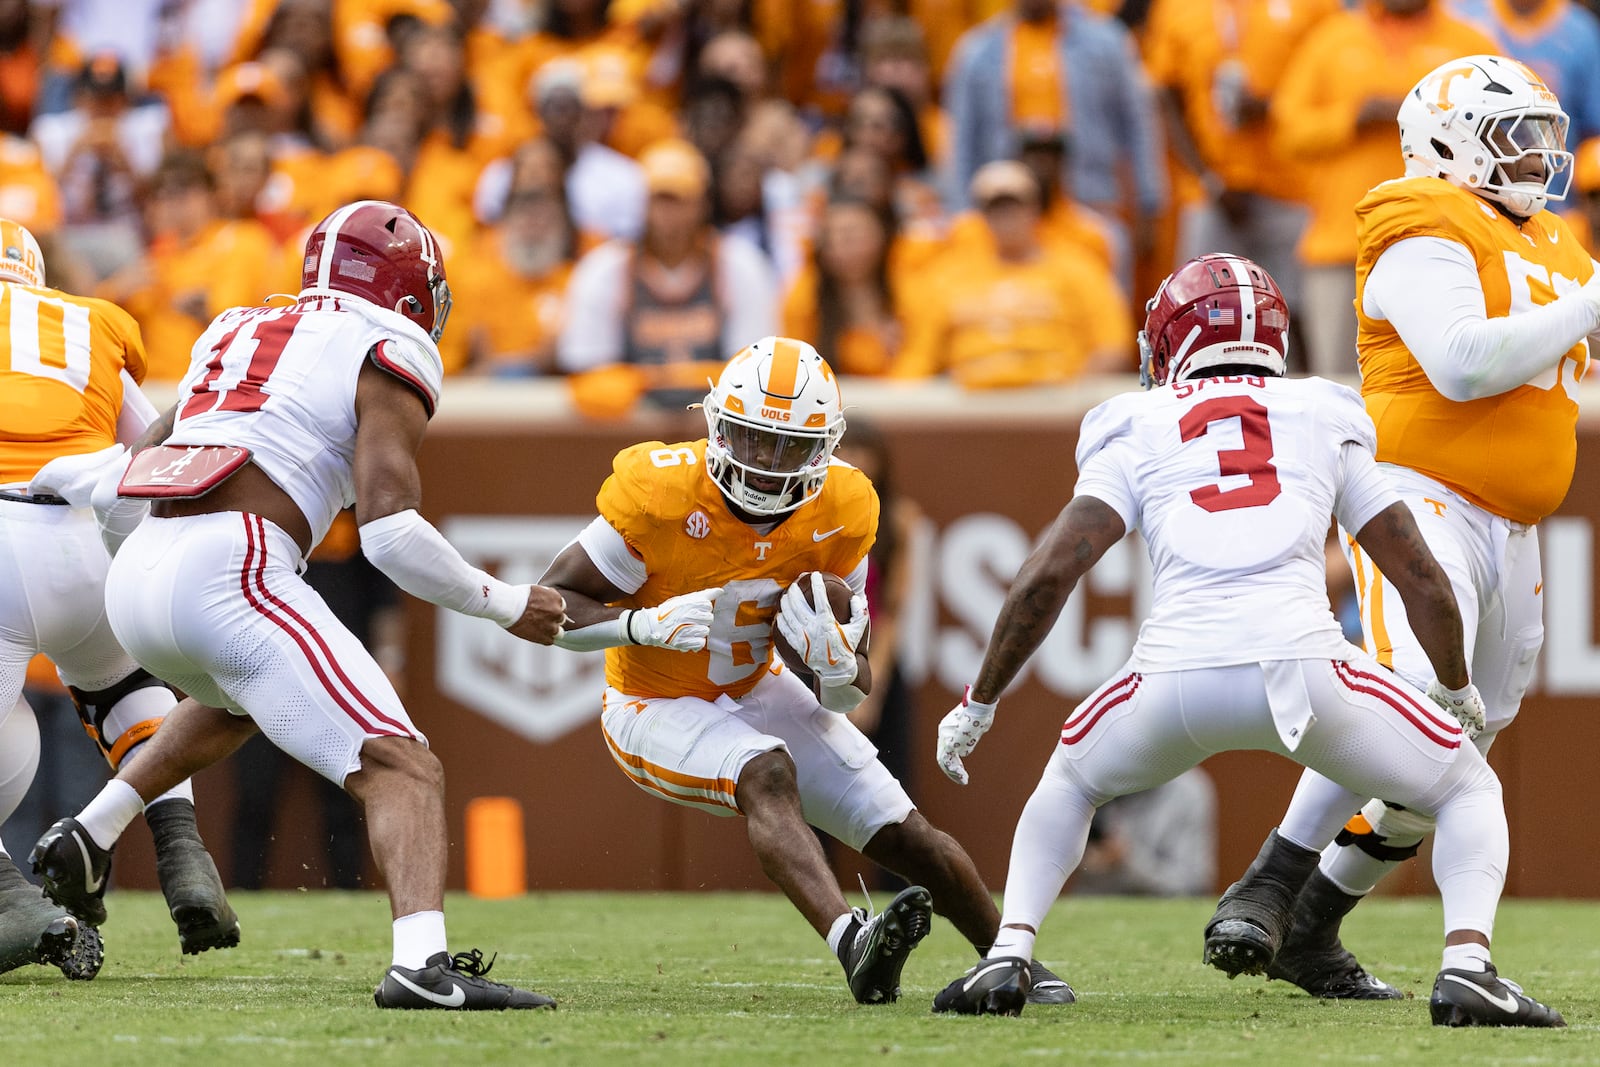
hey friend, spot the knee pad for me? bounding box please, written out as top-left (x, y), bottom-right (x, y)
top-left (68, 668), bottom-right (177, 769)
top-left (1334, 800), bottom-right (1432, 862)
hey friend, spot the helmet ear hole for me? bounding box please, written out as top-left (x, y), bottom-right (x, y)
top-left (1431, 139), bottom-right (1455, 161)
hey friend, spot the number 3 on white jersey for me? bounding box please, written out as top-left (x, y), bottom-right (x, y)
top-left (1, 286), bottom-right (92, 393)
top-left (1502, 250), bottom-right (1588, 398)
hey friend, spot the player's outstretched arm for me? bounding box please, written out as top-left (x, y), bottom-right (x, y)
top-left (541, 540), bottom-right (717, 653)
top-left (972, 495), bottom-right (1126, 704)
top-left (937, 494), bottom-right (1126, 784)
top-left (1351, 501), bottom-right (1468, 690)
top-left (352, 362), bottom-right (565, 644)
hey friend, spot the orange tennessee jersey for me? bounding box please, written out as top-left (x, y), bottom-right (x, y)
top-left (0, 281), bottom-right (145, 483)
top-left (598, 439), bottom-right (879, 701)
top-left (1355, 177), bottom-right (1595, 523)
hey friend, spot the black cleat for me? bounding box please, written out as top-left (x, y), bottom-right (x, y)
top-left (933, 957), bottom-right (1031, 1016)
top-left (29, 817), bottom-right (112, 926)
top-left (1203, 830), bottom-right (1321, 978)
top-left (148, 800), bottom-right (240, 955)
top-left (374, 948), bottom-right (556, 1010)
top-left (841, 885), bottom-right (933, 1004)
top-left (1429, 965), bottom-right (1565, 1028)
top-left (1025, 959), bottom-right (1075, 1005)
top-left (0, 852), bottom-right (104, 980)
top-left (1266, 870), bottom-right (1401, 999)
top-left (57, 920), bottom-right (105, 981)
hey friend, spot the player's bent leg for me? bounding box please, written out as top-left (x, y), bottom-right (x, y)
top-left (348, 737), bottom-right (555, 1011)
top-left (68, 672), bottom-right (244, 955)
top-left (735, 749), bottom-right (934, 1005)
top-left (345, 737), bottom-right (449, 918)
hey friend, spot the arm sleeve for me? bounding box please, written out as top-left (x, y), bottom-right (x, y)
top-left (358, 509), bottom-right (528, 626)
top-left (1073, 446), bottom-right (1139, 531)
top-left (1365, 236), bottom-right (1600, 401)
top-left (116, 370), bottom-right (159, 444)
top-left (1332, 440), bottom-right (1400, 535)
top-left (574, 515), bottom-right (648, 595)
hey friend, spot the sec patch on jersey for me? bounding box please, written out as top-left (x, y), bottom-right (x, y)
top-left (772, 571), bottom-right (853, 678)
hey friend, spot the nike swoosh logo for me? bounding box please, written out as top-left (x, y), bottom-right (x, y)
top-left (73, 831), bottom-right (104, 893)
top-left (813, 526), bottom-right (845, 542)
top-left (963, 961), bottom-right (1016, 993)
top-left (1534, 582), bottom-right (1543, 595)
top-left (1441, 973), bottom-right (1519, 1014)
top-left (388, 970), bottom-right (467, 1007)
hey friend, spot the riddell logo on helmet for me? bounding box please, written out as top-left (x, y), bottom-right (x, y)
top-left (760, 407), bottom-right (792, 422)
top-left (338, 258), bottom-right (376, 282)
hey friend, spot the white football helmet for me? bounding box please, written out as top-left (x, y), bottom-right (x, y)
top-left (703, 337), bottom-right (846, 516)
top-left (0, 218), bottom-right (45, 288)
top-left (1399, 54), bottom-right (1572, 218)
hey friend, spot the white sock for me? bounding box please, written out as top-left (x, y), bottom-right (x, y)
top-left (77, 779), bottom-right (145, 850)
top-left (989, 926), bottom-right (1036, 962)
top-left (826, 911), bottom-right (857, 959)
top-left (1441, 943), bottom-right (1492, 973)
top-left (392, 910), bottom-right (448, 969)
top-left (994, 768), bottom-right (1097, 936)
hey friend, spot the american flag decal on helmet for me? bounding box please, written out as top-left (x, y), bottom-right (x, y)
top-left (1207, 306), bottom-right (1235, 326)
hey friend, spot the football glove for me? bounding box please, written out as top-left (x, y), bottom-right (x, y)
top-left (625, 587), bottom-right (721, 652)
top-left (936, 686), bottom-right (997, 786)
top-left (774, 573), bottom-right (869, 688)
top-left (28, 443), bottom-right (127, 506)
top-left (1426, 679), bottom-right (1486, 740)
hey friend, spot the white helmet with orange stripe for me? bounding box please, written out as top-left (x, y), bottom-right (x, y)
top-left (1400, 54), bottom-right (1573, 218)
top-left (703, 336), bottom-right (846, 516)
top-left (0, 218), bottom-right (45, 288)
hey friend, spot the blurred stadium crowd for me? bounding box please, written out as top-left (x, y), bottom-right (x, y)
top-left (2, 0), bottom-right (1599, 403)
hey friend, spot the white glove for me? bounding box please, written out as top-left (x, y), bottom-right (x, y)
top-left (774, 573), bottom-right (869, 688)
top-left (936, 686), bottom-right (997, 786)
top-left (27, 443), bottom-right (127, 506)
top-left (624, 587), bottom-right (721, 652)
top-left (1427, 679), bottom-right (1486, 740)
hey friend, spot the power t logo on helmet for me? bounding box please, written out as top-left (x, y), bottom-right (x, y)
top-left (1400, 54), bottom-right (1573, 219)
top-left (702, 336), bottom-right (847, 516)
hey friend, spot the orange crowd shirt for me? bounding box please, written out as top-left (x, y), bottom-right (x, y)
top-left (1355, 176), bottom-right (1596, 523)
top-left (1271, 2), bottom-right (1497, 265)
top-left (597, 439), bottom-right (878, 702)
top-left (892, 244), bottom-right (1131, 388)
top-left (1144, 0), bottom-right (1341, 200)
top-left (0, 279), bottom-right (145, 482)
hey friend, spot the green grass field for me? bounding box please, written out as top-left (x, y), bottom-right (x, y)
top-left (2, 892), bottom-right (1594, 1066)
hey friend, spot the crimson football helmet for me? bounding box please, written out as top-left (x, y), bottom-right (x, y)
top-left (300, 200), bottom-right (452, 341)
top-left (703, 336), bottom-right (846, 516)
top-left (1139, 253), bottom-right (1289, 388)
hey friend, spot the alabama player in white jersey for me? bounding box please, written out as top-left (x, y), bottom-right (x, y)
top-left (930, 254), bottom-right (1563, 1028)
top-left (1217, 55), bottom-right (1600, 1004)
top-left (28, 200), bottom-right (569, 1010)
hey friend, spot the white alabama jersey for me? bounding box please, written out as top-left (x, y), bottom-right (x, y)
top-left (166, 293), bottom-right (444, 547)
top-left (1074, 375), bottom-right (1397, 671)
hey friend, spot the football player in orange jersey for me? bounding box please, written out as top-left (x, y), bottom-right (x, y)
top-left (0, 218), bottom-right (238, 974)
top-left (541, 337), bottom-right (1074, 1006)
top-left (1210, 56), bottom-right (1600, 1005)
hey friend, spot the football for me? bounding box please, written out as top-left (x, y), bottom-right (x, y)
top-left (771, 571), bottom-right (854, 678)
